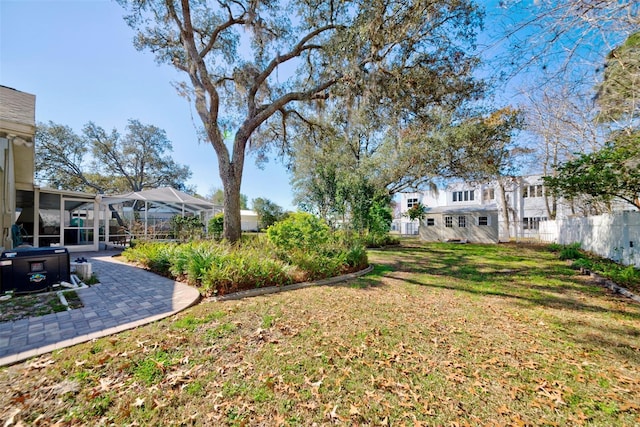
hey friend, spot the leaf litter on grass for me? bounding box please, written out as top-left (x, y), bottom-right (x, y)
top-left (0, 242), bottom-right (639, 425)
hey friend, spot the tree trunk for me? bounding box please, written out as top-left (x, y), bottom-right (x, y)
top-left (543, 140), bottom-right (557, 220)
top-left (221, 172), bottom-right (242, 243)
top-left (219, 131), bottom-right (246, 243)
top-left (497, 178), bottom-right (510, 241)
top-left (108, 204), bottom-right (126, 228)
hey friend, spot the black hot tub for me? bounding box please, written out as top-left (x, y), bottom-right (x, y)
top-left (0, 247), bottom-right (70, 294)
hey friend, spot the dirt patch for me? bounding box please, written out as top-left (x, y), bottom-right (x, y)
top-left (0, 291), bottom-right (83, 322)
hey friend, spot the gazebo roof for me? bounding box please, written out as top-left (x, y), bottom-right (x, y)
top-left (101, 187), bottom-right (215, 213)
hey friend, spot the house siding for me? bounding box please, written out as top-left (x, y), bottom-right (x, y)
top-left (1, 86), bottom-right (37, 250)
top-left (395, 175), bottom-right (564, 242)
top-left (420, 212), bottom-right (499, 243)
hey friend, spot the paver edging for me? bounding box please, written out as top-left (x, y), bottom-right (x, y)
top-left (0, 281), bottom-right (201, 367)
top-left (210, 264), bottom-right (375, 302)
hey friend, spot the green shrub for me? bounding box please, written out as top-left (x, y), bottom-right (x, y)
top-left (171, 215), bottom-right (205, 241)
top-left (559, 243), bottom-right (583, 260)
top-left (202, 249), bottom-right (291, 296)
top-left (360, 232), bottom-right (400, 248)
top-left (549, 244), bottom-right (640, 289)
top-left (208, 213), bottom-right (224, 240)
top-left (599, 263), bottom-right (640, 287)
top-left (343, 244), bottom-right (369, 269)
top-left (169, 241), bottom-right (229, 285)
top-left (122, 241), bottom-right (176, 276)
top-left (547, 243), bottom-right (563, 252)
top-left (571, 258), bottom-right (592, 270)
top-left (614, 265), bottom-right (640, 285)
top-left (123, 227), bottom-right (368, 296)
top-left (286, 241), bottom-right (368, 281)
top-left (288, 249), bottom-right (344, 281)
top-left (266, 212), bottom-right (330, 252)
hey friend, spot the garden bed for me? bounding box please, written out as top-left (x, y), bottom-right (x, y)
top-left (121, 213), bottom-right (370, 297)
top-left (0, 290), bottom-right (83, 322)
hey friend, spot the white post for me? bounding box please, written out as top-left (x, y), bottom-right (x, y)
top-left (144, 201), bottom-right (148, 240)
top-left (103, 203), bottom-right (110, 247)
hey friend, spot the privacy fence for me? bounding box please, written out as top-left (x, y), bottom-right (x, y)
top-left (538, 211), bottom-right (640, 268)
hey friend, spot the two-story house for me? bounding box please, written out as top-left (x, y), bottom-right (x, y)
top-left (394, 175), bottom-right (556, 243)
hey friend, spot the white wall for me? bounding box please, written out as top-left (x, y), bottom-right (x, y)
top-left (539, 211), bottom-right (640, 267)
top-left (420, 212), bottom-right (499, 243)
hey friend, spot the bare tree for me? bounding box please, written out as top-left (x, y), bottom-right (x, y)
top-left (521, 84), bottom-right (607, 218)
top-left (488, 0), bottom-right (639, 86)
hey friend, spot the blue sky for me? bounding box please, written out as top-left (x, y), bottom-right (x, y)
top-left (1, 1), bottom-right (620, 210)
top-left (0, 0), bottom-right (295, 210)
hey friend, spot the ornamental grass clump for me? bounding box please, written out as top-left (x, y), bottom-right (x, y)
top-left (121, 241), bottom-right (177, 277)
top-left (170, 241), bottom-right (229, 286)
top-left (201, 248), bottom-right (292, 296)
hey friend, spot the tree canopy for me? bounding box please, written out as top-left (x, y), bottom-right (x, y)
top-left (596, 32), bottom-right (640, 124)
top-left (540, 31), bottom-right (640, 214)
top-left (117, 0), bottom-right (484, 242)
top-left (35, 119), bottom-right (192, 194)
top-left (206, 188), bottom-right (248, 210)
top-left (543, 132), bottom-right (640, 211)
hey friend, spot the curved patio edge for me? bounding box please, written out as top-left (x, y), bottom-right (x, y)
top-left (209, 264), bottom-right (375, 302)
top-left (0, 282), bottom-right (200, 368)
top-left (0, 263), bottom-right (373, 367)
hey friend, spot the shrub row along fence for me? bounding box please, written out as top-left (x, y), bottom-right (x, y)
top-left (539, 211), bottom-right (640, 268)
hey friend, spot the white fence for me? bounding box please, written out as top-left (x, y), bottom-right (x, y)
top-left (538, 211), bottom-right (640, 268)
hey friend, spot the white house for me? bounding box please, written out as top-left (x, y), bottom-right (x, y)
top-left (394, 175), bottom-right (564, 243)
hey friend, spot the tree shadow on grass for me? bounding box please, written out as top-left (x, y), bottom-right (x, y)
top-left (341, 243), bottom-right (640, 361)
top-left (356, 243), bottom-right (640, 320)
top-left (384, 273), bottom-right (638, 318)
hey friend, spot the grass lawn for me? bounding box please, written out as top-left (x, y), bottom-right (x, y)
top-left (1, 241), bottom-right (639, 425)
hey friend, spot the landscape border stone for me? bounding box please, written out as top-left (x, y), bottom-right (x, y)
top-left (585, 269), bottom-right (640, 303)
top-left (210, 264), bottom-right (375, 302)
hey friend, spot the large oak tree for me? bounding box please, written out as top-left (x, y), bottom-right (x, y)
top-left (117, 0), bottom-right (483, 242)
top-left (36, 119), bottom-right (192, 194)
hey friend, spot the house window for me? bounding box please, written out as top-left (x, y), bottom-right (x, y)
top-left (445, 216), bottom-right (453, 228)
top-left (426, 218), bottom-right (435, 226)
top-left (453, 190), bottom-right (475, 202)
top-left (523, 217), bottom-right (547, 230)
top-left (523, 185), bottom-right (544, 198)
top-left (407, 198), bottom-right (419, 208)
top-left (483, 188), bottom-right (495, 201)
top-left (478, 216), bottom-right (489, 226)
top-left (458, 216), bottom-right (466, 228)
